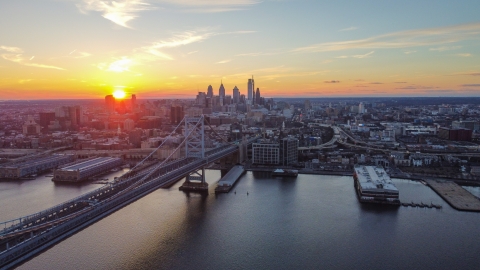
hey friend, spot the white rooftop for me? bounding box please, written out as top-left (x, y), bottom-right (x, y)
top-left (355, 165), bottom-right (398, 192)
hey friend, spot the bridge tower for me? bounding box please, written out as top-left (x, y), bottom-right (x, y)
top-left (180, 116), bottom-right (209, 192)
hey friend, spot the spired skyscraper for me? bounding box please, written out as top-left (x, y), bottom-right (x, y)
top-left (219, 81), bottom-right (226, 106)
top-left (247, 76), bottom-right (254, 103)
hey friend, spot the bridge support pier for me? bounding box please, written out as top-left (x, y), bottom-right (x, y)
top-left (179, 167), bottom-right (209, 192)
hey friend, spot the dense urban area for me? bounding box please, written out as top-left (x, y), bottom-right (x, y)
top-left (1, 82), bottom-right (480, 184)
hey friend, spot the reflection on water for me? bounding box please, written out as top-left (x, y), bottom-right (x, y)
top-left (5, 172), bottom-right (480, 270)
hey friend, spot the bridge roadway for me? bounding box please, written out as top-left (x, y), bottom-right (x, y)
top-left (0, 143), bottom-right (243, 269)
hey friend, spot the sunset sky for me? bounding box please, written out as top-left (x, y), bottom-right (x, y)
top-left (1, 0), bottom-right (480, 99)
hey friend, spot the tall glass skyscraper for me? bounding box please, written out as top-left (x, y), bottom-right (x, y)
top-left (248, 76), bottom-right (254, 102)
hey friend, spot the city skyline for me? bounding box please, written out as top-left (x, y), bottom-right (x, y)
top-left (1, 0), bottom-right (480, 99)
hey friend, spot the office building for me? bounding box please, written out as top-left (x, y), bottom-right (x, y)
top-left (281, 138), bottom-right (299, 166)
top-left (233, 86), bottom-right (240, 104)
top-left (105, 95), bottom-right (115, 113)
top-left (131, 94), bottom-right (137, 110)
top-left (219, 82), bottom-right (226, 106)
top-left (252, 142), bottom-right (279, 165)
top-left (255, 88), bottom-right (261, 105)
top-left (248, 76), bottom-right (254, 102)
top-left (207, 85), bottom-right (213, 98)
top-left (39, 112), bottom-right (55, 128)
top-left (170, 105), bottom-right (184, 125)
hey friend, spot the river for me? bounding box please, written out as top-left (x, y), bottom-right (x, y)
top-left (1, 170), bottom-right (479, 270)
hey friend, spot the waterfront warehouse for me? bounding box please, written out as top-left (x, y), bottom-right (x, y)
top-left (53, 157), bottom-right (122, 182)
top-left (0, 155), bottom-right (74, 179)
top-left (353, 165), bottom-right (400, 205)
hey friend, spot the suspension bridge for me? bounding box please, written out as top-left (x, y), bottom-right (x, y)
top-left (0, 116), bottom-right (259, 269)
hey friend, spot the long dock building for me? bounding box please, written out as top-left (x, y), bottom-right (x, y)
top-left (53, 157), bottom-right (122, 182)
top-left (0, 155), bottom-right (74, 179)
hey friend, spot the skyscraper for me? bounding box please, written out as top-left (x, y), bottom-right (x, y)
top-left (233, 86), bottom-right (240, 104)
top-left (207, 85), bottom-right (213, 98)
top-left (219, 82), bottom-right (225, 99)
top-left (105, 95), bottom-right (115, 113)
top-left (255, 88), bottom-right (261, 105)
top-left (219, 81), bottom-right (225, 106)
top-left (131, 94), bottom-right (137, 110)
top-left (247, 76), bottom-right (254, 102)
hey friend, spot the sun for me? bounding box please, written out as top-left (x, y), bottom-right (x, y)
top-left (113, 90), bottom-right (126, 99)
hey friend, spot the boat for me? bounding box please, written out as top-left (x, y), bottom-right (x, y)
top-left (353, 165), bottom-right (400, 206)
top-left (271, 169), bottom-right (298, 177)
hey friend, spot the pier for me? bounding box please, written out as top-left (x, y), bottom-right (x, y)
top-left (215, 165), bottom-right (245, 193)
top-left (425, 180), bottom-right (480, 212)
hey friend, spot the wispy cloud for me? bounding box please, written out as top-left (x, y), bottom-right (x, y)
top-left (0, 46), bottom-right (23, 53)
top-left (96, 29), bottom-right (253, 71)
top-left (97, 57), bottom-right (132, 72)
top-left (69, 49), bottom-right (92, 58)
top-left (140, 31), bottom-right (214, 60)
top-left (335, 51), bottom-right (374, 59)
top-left (1, 46), bottom-right (65, 70)
top-left (216, 59), bottom-right (231, 64)
top-left (159, 0), bottom-right (260, 13)
top-left (340, 26), bottom-right (358, 32)
top-left (325, 80), bottom-right (340, 83)
top-left (454, 71), bottom-right (480, 76)
top-left (429, 45), bottom-right (462, 52)
top-left (457, 53), bottom-right (472, 57)
top-left (395, 81), bottom-right (407, 84)
top-left (461, 84), bottom-right (480, 87)
top-left (404, 50), bottom-right (416, 54)
top-left (77, 0), bottom-right (156, 28)
top-left (294, 22), bottom-right (480, 53)
top-left (353, 51), bottom-right (374, 58)
top-left (370, 82), bottom-right (383, 84)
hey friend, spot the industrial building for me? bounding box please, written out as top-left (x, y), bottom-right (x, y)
top-left (0, 155), bottom-right (74, 179)
top-left (53, 157), bottom-right (122, 182)
top-left (438, 127), bottom-right (472, 141)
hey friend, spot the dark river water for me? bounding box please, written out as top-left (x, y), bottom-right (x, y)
top-left (1, 170), bottom-right (480, 270)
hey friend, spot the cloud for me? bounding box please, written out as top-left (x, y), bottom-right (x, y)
top-left (294, 22), bottom-right (480, 53)
top-left (140, 31), bottom-right (215, 60)
top-left (454, 71), bottom-right (480, 76)
top-left (69, 49), bottom-right (92, 58)
top-left (159, 0), bottom-right (260, 13)
top-left (370, 82), bottom-right (383, 84)
top-left (340, 26), bottom-right (358, 32)
top-left (96, 29), bottom-right (255, 70)
top-left (457, 53), bottom-right (472, 57)
top-left (335, 51), bottom-right (374, 59)
top-left (404, 50), bottom-right (416, 54)
top-left (353, 51), bottom-right (374, 58)
top-left (77, 0), bottom-right (156, 28)
top-left (395, 81), bottom-right (407, 84)
top-left (429, 46), bottom-right (462, 52)
top-left (324, 80), bottom-right (340, 83)
top-left (1, 46), bottom-right (65, 70)
top-left (216, 59), bottom-right (231, 64)
top-left (0, 46), bottom-right (23, 53)
top-left (97, 57), bottom-right (132, 72)
top-left (460, 84), bottom-right (480, 87)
